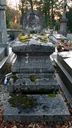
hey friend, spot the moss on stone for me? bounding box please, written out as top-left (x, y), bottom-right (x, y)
top-left (30, 75), bottom-right (38, 82)
top-left (12, 75), bottom-right (18, 82)
top-left (48, 93), bottom-right (56, 97)
top-left (9, 94), bottom-right (37, 108)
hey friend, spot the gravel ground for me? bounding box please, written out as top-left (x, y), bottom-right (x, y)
top-left (0, 117), bottom-right (72, 128)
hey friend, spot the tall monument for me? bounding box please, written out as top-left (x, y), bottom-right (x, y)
top-left (0, 0), bottom-right (7, 43)
top-left (0, 0), bottom-right (9, 59)
top-left (60, 0), bottom-right (67, 36)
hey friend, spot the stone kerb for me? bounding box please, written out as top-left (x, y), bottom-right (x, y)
top-left (13, 78), bottom-right (59, 93)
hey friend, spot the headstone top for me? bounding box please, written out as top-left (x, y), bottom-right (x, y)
top-left (23, 10), bottom-right (43, 33)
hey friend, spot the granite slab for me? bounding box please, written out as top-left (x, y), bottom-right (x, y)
top-left (12, 57), bottom-right (55, 73)
top-left (4, 94), bottom-right (70, 122)
top-left (12, 78), bottom-right (59, 93)
top-left (12, 43), bottom-right (55, 56)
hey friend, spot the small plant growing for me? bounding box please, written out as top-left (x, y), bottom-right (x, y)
top-left (12, 75), bottom-right (18, 82)
top-left (30, 75), bottom-right (38, 82)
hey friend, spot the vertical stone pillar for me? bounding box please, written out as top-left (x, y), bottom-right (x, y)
top-left (60, 0), bottom-right (67, 36)
top-left (0, 0), bottom-right (8, 56)
top-left (0, 0), bottom-right (7, 44)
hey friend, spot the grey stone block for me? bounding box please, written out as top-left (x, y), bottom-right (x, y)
top-left (12, 57), bottom-right (55, 73)
top-left (16, 73), bottom-right (55, 79)
top-left (3, 94), bottom-right (70, 122)
top-left (12, 43), bottom-right (55, 56)
top-left (13, 78), bottom-right (59, 93)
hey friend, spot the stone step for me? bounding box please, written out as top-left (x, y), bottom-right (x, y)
top-left (12, 43), bottom-right (55, 56)
top-left (16, 73), bottom-right (55, 79)
top-left (12, 68), bottom-right (55, 74)
top-left (11, 78), bottom-right (59, 94)
top-left (3, 94), bottom-right (70, 122)
top-left (12, 58), bottom-right (55, 73)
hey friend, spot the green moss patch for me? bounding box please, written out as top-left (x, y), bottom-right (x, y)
top-left (12, 75), bottom-right (18, 82)
top-left (30, 75), bottom-right (38, 82)
top-left (9, 94), bottom-right (37, 109)
top-left (48, 93), bottom-right (57, 97)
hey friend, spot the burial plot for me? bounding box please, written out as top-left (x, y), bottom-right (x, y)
top-left (4, 42), bottom-right (70, 122)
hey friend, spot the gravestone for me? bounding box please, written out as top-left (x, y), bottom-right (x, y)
top-left (23, 10), bottom-right (43, 33)
top-left (4, 41), bottom-right (70, 122)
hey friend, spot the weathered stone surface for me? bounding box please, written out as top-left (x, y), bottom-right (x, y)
top-left (16, 73), bottom-right (54, 79)
top-left (12, 43), bottom-right (55, 56)
top-left (12, 57), bottom-right (55, 73)
top-left (12, 78), bottom-right (59, 93)
top-left (0, 47), bottom-right (5, 61)
top-left (23, 10), bottom-right (43, 33)
top-left (57, 53), bottom-right (72, 77)
top-left (0, 0), bottom-right (7, 44)
top-left (56, 52), bottom-right (72, 95)
top-left (4, 94), bottom-right (70, 122)
top-left (6, 39), bottom-right (70, 122)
